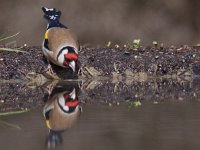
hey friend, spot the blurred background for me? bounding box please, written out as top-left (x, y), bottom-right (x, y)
top-left (0, 0), bottom-right (200, 47)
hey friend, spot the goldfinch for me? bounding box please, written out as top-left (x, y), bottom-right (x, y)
top-left (43, 87), bottom-right (81, 131)
top-left (43, 81), bottom-right (82, 148)
top-left (42, 7), bottom-right (80, 74)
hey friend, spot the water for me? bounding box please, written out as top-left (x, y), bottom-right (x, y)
top-left (0, 79), bottom-right (200, 150)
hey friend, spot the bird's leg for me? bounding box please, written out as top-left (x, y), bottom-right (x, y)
top-left (42, 55), bottom-right (49, 65)
top-left (43, 63), bottom-right (59, 79)
top-left (78, 67), bottom-right (82, 76)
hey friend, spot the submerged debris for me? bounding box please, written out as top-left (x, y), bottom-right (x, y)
top-left (1, 77), bottom-right (200, 111)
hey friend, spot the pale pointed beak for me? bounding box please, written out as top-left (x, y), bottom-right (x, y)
top-left (69, 88), bottom-right (76, 99)
top-left (69, 61), bottom-right (76, 72)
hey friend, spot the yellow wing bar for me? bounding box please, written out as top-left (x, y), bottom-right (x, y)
top-left (45, 31), bottom-right (48, 39)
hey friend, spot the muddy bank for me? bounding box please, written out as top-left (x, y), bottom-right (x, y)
top-left (1, 78), bottom-right (200, 111)
top-left (1, 45), bottom-right (200, 80)
top-left (1, 45), bottom-right (200, 111)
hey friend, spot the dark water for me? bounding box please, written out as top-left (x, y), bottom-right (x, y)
top-left (0, 102), bottom-right (200, 150)
top-left (0, 79), bottom-right (200, 150)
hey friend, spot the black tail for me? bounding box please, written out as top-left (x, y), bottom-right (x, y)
top-left (42, 7), bottom-right (61, 21)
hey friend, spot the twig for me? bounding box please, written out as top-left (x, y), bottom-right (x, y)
top-left (0, 120), bottom-right (21, 130)
top-left (0, 32), bottom-right (20, 42)
top-left (0, 110), bottom-right (29, 116)
top-left (0, 48), bottom-right (28, 53)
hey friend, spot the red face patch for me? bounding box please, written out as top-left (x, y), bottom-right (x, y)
top-left (63, 93), bottom-right (69, 99)
top-left (65, 100), bottom-right (79, 107)
top-left (64, 53), bottom-right (78, 61)
top-left (63, 61), bottom-right (68, 66)
top-left (63, 93), bottom-right (79, 107)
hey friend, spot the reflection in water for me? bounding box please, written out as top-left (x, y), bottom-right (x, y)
top-left (1, 78), bottom-right (200, 111)
top-left (43, 81), bottom-right (82, 149)
top-left (1, 79), bottom-right (200, 150)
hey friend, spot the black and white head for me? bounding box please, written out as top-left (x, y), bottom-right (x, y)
top-left (57, 88), bottom-right (80, 113)
top-left (57, 46), bottom-right (79, 72)
top-left (42, 7), bottom-right (61, 21)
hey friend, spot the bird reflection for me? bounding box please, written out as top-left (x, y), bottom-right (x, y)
top-left (43, 81), bottom-right (82, 149)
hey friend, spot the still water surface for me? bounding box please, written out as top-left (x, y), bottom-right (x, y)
top-left (1, 103), bottom-right (200, 150)
top-left (0, 80), bottom-right (200, 150)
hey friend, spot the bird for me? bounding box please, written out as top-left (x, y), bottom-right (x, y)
top-left (42, 7), bottom-right (80, 77)
top-left (43, 84), bottom-right (81, 148)
top-left (43, 81), bottom-right (82, 131)
top-left (43, 88), bottom-right (81, 131)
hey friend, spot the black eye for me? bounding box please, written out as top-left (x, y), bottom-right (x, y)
top-left (65, 57), bottom-right (71, 63)
top-left (66, 97), bottom-right (73, 101)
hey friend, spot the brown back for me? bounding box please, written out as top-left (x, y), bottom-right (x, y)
top-left (47, 27), bottom-right (79, 59)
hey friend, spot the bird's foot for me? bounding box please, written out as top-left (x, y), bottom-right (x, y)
top-left (42, 64), bottom-right (59, 79)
